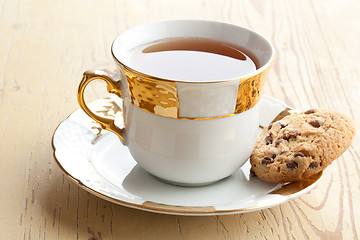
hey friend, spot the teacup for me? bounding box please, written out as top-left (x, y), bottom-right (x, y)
top-left (78, 20), bottom-right (274, 186)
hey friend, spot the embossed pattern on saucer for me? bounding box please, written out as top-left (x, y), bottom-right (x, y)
top-left (52, 95), bottom-right (323, 216)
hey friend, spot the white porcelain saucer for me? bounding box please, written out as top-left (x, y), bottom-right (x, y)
top-left (52, 95), bottom-right (323, 216)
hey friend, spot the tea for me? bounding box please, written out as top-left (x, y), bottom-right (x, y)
top-left (128, 37), bottom-right (258, 82)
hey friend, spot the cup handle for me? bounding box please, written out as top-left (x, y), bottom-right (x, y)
top-left (77, 70), bottom-right (124, 144)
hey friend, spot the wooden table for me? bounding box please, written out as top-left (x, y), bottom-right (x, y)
top-left (1, 0), bottom-right (359, 239)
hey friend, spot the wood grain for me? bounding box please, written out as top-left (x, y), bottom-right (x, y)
top-left (0, 0), bottom-right (359, 239)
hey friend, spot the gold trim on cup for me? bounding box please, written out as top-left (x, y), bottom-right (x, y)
top-left (235, 67), bottom-right (270, 114)
top-left (121, 64), bottom-right (271, 120)
top-left (125, 70), bottom-right (179, 119)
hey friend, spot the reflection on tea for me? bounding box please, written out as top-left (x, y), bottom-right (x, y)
top-left (128, 37), bottom-right (258, 82)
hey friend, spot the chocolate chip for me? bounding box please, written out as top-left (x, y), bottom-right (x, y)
top-left (294, 152), bottom-right (305, 158)
top-left (279, 123), bottom-right (287, 129)
top-left (265, 135), bottom-right (273, 145)
top-left (261, 157), bottom-right (273, 165)
top-left (274, 138), bottom-right (282, 147)
top-left (304, 109), bottom-right (316, 114)
top-left (283, 130), bottom-right (300, 141)
top-left (310, 119), bottom-right (321, 128)
top-left (271, 153), bottom-right (277, 159)
top-left (250, 169), bottom-right (257, 177)
top-left (309, 162), bottom-right (319, 168)
top-left (286, 161), bottom-right (298, 169)
top-left (268, 123), bottom-right (273, 131)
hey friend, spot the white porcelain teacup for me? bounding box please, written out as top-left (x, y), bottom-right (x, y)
top-left (78, 20), bottom-right (274, 186)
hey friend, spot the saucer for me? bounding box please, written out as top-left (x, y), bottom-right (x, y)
top-left (52, 95), bottom-right (323, 216)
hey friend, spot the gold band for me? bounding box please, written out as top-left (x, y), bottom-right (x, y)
top-left (235, 67), bottom-right (269, 114)
top-left (126, 70), bottom-right (179, 119)
top-left (123, 66), bottom-right (270, 120)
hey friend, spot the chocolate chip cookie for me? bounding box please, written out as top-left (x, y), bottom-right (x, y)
top-left (250, 109), bottom-right (355, 183)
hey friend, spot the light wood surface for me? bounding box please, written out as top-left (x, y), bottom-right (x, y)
top-left (1, 0), bottom-right (359, 239)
